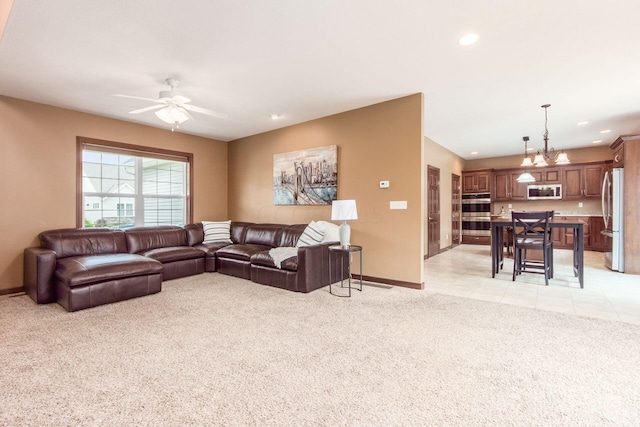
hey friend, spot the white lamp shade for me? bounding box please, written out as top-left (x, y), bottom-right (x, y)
top-left (331, 200), bottom-right (358, 221)
top-left (516, 172), bottom-right (536, 183)
top-left (533, 154), bottom-right (548, 167)
top-left (155, 106), bottom-right (189, 125)
top-left (555, 152), bottom-right (570, 165)
top-left (520, 157), bottom-right (534, 167)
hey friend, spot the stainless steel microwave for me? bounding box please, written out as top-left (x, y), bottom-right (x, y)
top-left (527, 184), bottom-right (562, 200)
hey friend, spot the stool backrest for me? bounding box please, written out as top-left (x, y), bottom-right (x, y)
top-left (511, 211), bottom-right (554, 243)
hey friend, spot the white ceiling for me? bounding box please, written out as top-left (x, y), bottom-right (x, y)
top-left (1, 0), bottom-right (639, 159)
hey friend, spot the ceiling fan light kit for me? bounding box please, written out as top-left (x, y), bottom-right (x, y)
top-left (114, 77), bottom-right (227, 131)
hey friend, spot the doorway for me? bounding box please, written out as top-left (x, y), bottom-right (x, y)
top-left (452, 173), bottom-right (461, 245)
top-left (427, 166), bottom-right (440, 258)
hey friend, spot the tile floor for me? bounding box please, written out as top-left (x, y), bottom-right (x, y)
top-left (424, 244), bottom-right (640, 324)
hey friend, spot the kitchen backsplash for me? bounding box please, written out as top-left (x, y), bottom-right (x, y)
top-left (492, 199), bottom-right (601, 216)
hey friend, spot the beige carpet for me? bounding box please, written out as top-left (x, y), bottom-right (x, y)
top-left (1, 273), bottom-right (639, 426)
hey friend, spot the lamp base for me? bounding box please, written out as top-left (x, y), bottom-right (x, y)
top-left (339, 222), bottom-right (351, 247)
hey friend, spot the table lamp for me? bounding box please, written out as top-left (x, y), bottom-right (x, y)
top-left (331, 199), bottom-right (358, 247)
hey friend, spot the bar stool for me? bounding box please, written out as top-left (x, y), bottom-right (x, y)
top-left (512, 211), bottom-right (554, 285)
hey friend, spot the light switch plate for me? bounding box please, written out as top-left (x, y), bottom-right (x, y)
top-left (390, 201), bottom-right (407, 209)
top-left (380, 180), bottom-right (390, 188)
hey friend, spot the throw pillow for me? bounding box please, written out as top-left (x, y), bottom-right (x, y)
top-left (296, 221), bottom-right (326, 248)
top-left (202, 220), bottom-right (233, 244)
top-left (316, 220), bottom-right (340, 243)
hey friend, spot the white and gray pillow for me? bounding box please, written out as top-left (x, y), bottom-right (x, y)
top-left (296, 221), bottom-right (326, 248)
top-left (202, 220), bottom-right (233, 244)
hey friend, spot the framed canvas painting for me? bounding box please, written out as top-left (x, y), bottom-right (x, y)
top-left (273, 145), bottom-right (338, 205)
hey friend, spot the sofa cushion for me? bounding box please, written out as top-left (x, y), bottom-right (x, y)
top-left (184, 223), bottom-right (204, 246)
top-left (280, 257), bottom-right (298, 272)
top-left (56, 254), bottom-right (163, 287)
top-left (202, 220), bottom-right (232, 244)
top-left (279, 224), bottom-right (306, 247)
top-left (193, 242), bottom-right (231, 257)
top-left (296, 221), bottom-right (325, 247)
top-left (125, 226), bottom-right (187, 254)
top-left (230, 222), bottom-right (252, 244)
top-left (250, 251), bottom-right (277, 268)
top-left (137, 246), bottom-right (205, 264)
top-left (216, 244), bottom-right (271, 261)
top-left (244, 224), bottom-right (283, 247)
top-left (40, 229), bottom-right (127, 259)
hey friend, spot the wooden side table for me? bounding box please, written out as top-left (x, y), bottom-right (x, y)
top-left (328, 245), bottom-right (363, 297)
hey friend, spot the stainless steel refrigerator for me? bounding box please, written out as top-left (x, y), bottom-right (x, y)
top-left (602, 168), bottom-right (624, 272)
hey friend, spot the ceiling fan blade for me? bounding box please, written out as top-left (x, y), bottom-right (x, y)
top-left (113, 94), bottom-right (163, 103)
top-left (182, 104), bottom-right (228, 120)
top-left (129, 104), bottom-right (166, 114)
top-left (179, 107), bottom-right (195, 121)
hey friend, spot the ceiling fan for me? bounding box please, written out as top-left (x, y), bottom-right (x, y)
top-left (114, 78), bottom-right (227, 131)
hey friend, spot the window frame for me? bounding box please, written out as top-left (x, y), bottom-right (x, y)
top-left (76, 136), bottom-right (194, 228)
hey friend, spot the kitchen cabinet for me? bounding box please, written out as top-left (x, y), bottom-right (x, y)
top-left (612, 144), bottom-right (624, 168)
top-left (552, 216), bottom-right (591, 249)
top-left (493, 170), bottom-right (527, 201)
top-left (462, 170), bottom-right (492, 193)
top-left (530, 167), bottom-right (561, 184)
top-left (562, 163), bottom-right (606, 200)
top-left (462, 235), bottom-right (491, 245)
top-left (589, 216), bottom-right (609, 252)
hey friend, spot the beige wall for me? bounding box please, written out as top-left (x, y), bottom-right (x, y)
top-left (228, 94), bottom-right (424, 286)
top-left (0, 96), bottom-right (228, 293)
top-left (423, 137), bottom-right (464, 253)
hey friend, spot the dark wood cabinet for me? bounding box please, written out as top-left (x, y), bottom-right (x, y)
top-left (493, 170), bottom-right (527, 201)
top-left (612, 144), bottom-right (624, 168)
top-left (462, 235), bottom-right (491, 245)
top-left (552, 216), bottom-right (591, 249)
top-left (562, 163), bottom-right (606, 200)
top-left (590, 216), bottom-right (609, 252)
top-left (462, 170), bottom-right (492, 193)
top-left (530, 167), bottom-right (561, 184)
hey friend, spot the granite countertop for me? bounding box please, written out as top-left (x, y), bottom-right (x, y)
top-left (491, 212), bottom-right (600, 219)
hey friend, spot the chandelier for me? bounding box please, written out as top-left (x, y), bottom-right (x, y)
top-left (517, 136), bottom-right (536, 183)
top-left (521, 104), bottom-right (570, 168)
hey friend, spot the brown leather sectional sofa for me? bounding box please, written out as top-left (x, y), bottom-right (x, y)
top-left (24, 222), bottom-right (345, 311)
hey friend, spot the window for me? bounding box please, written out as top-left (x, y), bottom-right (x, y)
top-left (77, 137), bottom-right (193, 229)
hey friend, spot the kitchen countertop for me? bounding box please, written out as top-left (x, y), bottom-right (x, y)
top-left (491, 212), bottom-right (600, 218)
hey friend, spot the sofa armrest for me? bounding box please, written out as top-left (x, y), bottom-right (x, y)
top-left (23, 247), bottom-right (58, 304)
top-left (296, 242), bottom-right (345, 293)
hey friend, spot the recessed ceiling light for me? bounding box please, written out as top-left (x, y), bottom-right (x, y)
top-left (577, 121), bottom-right (589, 125)
top-left (592, 140), bottom-right (602, 144)
top-left (270, 114), bottom-right (281, 120)
top-left (459, 33), bottom-right (478, 46)
top-left (600, 129), bottom-right (611, 133)
top-left (470, 151), bottom-right (478, 155)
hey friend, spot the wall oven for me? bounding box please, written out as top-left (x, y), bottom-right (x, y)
top-left (462, 192), bottom-right (492, 238)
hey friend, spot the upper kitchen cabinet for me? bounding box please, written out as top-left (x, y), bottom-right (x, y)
top-left (562, 163), bottom-right (607, 200)
top-left (530, 167), bottom-right (561, 184)
top-left (462, 169), bottom-right (492, 193)
top-left (493, 170), bottom-right (527, 201)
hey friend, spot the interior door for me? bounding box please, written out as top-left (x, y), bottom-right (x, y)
top-left (428, 166), bottom-right (441, 258)
top-left (452, 173), bottom-right (461, 245)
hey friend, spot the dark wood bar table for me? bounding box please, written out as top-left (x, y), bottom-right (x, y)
top-left (491, 217), bottom-right (585, 288)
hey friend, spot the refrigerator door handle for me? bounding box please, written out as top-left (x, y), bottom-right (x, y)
top-left (601, 171), bottom-right (610, 230)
